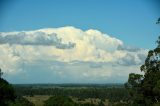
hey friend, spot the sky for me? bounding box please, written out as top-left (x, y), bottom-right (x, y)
top-left (0, 0), bottom-right (159, 84)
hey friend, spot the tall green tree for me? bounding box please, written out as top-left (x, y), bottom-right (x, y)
top-left (125, 19), bottom-right (160, 106)
top-left (0, 68), bottom-right (3, 78)
top-left (0, 68), bottom-right (16, 106)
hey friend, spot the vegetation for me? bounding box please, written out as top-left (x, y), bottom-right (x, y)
top-left (9, 96), bottom-right (35, 106)
top-left (0, 69), bottom-right (15, 106)
top-left (0, 69), bottom-right (34, 106)
top-left (13, 84), bottom-right (129, 102)
top-left (0, 68), bottom-right (129, 106)
top-left (12, 84), bottom-right (129, 106)
top-left (44, 96), bottom-right (76, 106)
top-left (24, 95), bottom-right (50, 106)
top-left (125, 19), bottom-right (160, 106)
top-left (44, 96), bottom-right (105, 106)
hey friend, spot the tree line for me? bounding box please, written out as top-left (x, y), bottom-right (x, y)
top-left (13, 85), bottom-right (129, 102)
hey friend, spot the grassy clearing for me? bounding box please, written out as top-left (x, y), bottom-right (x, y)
top-left (24, 95), bottom-right (51, 106)
top-left (24, 95), bottom-right (109, 106)
top-left (71, 97), bottom-right (109, 106)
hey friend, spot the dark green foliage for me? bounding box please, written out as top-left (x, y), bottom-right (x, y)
top-left (9, 96), bottom-right (35, 106)
top-left (44, 96), bottom-right (97, 106)
top-left (156, 18), bottom-right (160, 24)
top-left (0, 68), bottom-right (3, 78)
top-left (13, 86), bottom-right (129, 103)
top-left (80, 103), bottom-right (96, 106)
top-left (109, 102), bottom-right (128, 106)
top-left (0, 69), bottom-right (16, 106)
top-left (0, 69), bottom-right (34, 106)
top-left (98, 100), bottom-right (105, 106)
top-left (44, 96), bottom-right (76, 106)
top-left (125, 36), bottom-right (160, 105)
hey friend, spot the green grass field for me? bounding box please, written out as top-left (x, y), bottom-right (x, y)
top-left (24, 95), bottom-right (51, 106)
top-left (24, 95), bottom-right (109, 106)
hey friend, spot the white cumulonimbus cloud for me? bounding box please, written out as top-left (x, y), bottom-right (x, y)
top-left (0, 26), bottom-right (148, 83)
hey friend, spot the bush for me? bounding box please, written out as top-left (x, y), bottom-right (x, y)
top-left (9, 96), bottom-right (35, 106)
top-left (44, 96), bottom-right (76, 106)
top-left (0, 78), bottom-right (15, 106)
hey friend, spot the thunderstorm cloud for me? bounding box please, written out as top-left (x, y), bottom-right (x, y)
top-left (0, 26), bottom-right (147, 83)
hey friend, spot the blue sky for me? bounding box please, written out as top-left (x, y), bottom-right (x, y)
top-left (0, 0), bottom-right (159, 49)
top-left (0, 0), bottom-right (160, 83)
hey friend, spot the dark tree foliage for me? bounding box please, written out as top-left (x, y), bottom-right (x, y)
top-left (98, 100), bottom-right (105, 106)
top-left (0, 69), bottom-right (34, 106)
top-left (0, 69), bottom-right (16, 106)
top-left (8, 96), bottom-right (35, 106)
top-left (156, 18), bottom-right (160, 24)
top-left (44, 96), bottom-right (76, 106)
top-left (125, 20), bottom-right (160, 106)
top-left (13, 86), bottom-right (129, 103)
top-left (44, 96), bottom-right (96, 106)
top-left (0, 68), bottom-right (3, 78)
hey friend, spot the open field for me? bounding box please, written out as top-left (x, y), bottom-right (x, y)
top-left (24, 95), bottom-right (110, 106)
top-left (72, 97), bottom-right (109, 106)
top-left (24, 95), bottom-right (51, 106)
